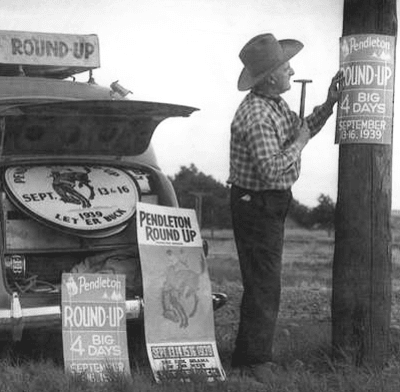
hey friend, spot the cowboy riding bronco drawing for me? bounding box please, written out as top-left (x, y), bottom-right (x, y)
top-left (161, 248), bottom-right (206, 328)
top-left (51, 166), bottom-right (95, 208)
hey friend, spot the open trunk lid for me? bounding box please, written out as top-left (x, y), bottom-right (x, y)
top-left (0, 100), bottom-right (197, 159)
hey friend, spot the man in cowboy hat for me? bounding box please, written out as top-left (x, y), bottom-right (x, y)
top-left (228, 33), bottom-right (342, 383)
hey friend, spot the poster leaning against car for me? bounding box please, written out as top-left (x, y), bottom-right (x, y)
top-left (136, 202), bottom-right (226, 383)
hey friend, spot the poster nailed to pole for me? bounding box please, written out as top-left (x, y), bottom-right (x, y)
top-left (335, 34), bottom-right (395, 144)
top-left (136, 202), bottom-right (226, 383)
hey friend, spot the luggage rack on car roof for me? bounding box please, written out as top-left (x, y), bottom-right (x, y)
top-left (0, 64), bottom-right (95, 80)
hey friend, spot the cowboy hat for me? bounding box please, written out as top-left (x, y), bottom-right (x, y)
top-left (237, 33), bottom-right (303, 91)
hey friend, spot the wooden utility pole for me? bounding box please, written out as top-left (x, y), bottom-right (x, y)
top-left (190, 192), bottom-right (208, 228)
top-left (332, 0), bottom-right (397, 367)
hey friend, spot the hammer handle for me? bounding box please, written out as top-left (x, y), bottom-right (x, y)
top-left (294, 79), bottom-right (312, 119)
top-left (299, 84), bottom-right (307, 118)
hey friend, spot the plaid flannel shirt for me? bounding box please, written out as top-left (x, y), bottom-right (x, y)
top-left (228, 91), bottom-right (334, 191)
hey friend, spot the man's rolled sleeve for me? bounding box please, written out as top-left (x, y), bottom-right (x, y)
top-left (306, 101), bottom-right (334, 137)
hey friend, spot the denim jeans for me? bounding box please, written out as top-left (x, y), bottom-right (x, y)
top-left (230, 185), bottom-right (292, 366)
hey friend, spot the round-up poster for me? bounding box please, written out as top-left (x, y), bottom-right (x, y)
top-left (4, 165), bottom-right (139, 236)
top-left (336, 34), bottom-right (395, 144)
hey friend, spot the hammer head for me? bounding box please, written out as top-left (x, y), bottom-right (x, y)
top-left (294, 79), bottom-right (313, 84)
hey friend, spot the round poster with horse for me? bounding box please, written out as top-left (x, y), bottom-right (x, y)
top-left (4, 165), bottom-right (139, 235)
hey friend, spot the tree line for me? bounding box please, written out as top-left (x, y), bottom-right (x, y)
top-left (170, 164), bottom-right (335, 232)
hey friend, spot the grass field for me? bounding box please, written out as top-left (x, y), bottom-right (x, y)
top-left (1, 227), bottom-right (400, 391)
top-left (204, 227), bottom-right (400, 391)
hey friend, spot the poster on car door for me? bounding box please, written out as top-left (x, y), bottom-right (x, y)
top-left (335, 34), bottom-right (395, 144)
top-left (61, 273), bottom-right (130, 382)
top-left (136, 202), bottom-right (225, 383)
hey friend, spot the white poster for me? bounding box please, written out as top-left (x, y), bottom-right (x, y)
top-left (336, 34), bottom-right (395, 144)
top-left (62, 273), bottom-right (130, 382)
top-left (137, 202), bottom-right (225, 383)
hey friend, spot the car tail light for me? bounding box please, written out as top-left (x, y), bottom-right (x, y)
top-left (5, 254), bottom-right (26, 280)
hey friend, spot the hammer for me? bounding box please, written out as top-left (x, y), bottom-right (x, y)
top-left (294, 79), bottom-right (312, 118)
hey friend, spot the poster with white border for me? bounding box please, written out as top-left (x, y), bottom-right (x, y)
top-left (136, 202), bottom-right (225, 382)
top-left (335, 34), bottom-right (395, 144)
top-left (0, 30), bottom-right (100, 68)
top-left (62, 273), bottom-right (130, 382)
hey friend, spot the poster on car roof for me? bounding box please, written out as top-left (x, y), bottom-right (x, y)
top-left (136, 202), bottom-right (225, 383)
top-left (335, 34), bottom-right (395, 144)
top-left (61, 273), bottom-right (130, 382)
top-left (0, 30), bottom-right (99, 68)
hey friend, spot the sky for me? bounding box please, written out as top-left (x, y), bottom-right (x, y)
top-left (1, 0), bottom-right (400, 208)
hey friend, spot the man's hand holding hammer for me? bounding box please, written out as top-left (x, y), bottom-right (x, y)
top-left (296, 122), bottom-right (312, 150)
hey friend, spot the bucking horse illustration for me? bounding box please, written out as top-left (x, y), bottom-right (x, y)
top-left (50, 167), bottom-right (95, 208)
top-left (161, 249), bottom-right (206, 329)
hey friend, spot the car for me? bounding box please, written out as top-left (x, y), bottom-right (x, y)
top-left (0, 30), bottom-right (226, 343)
